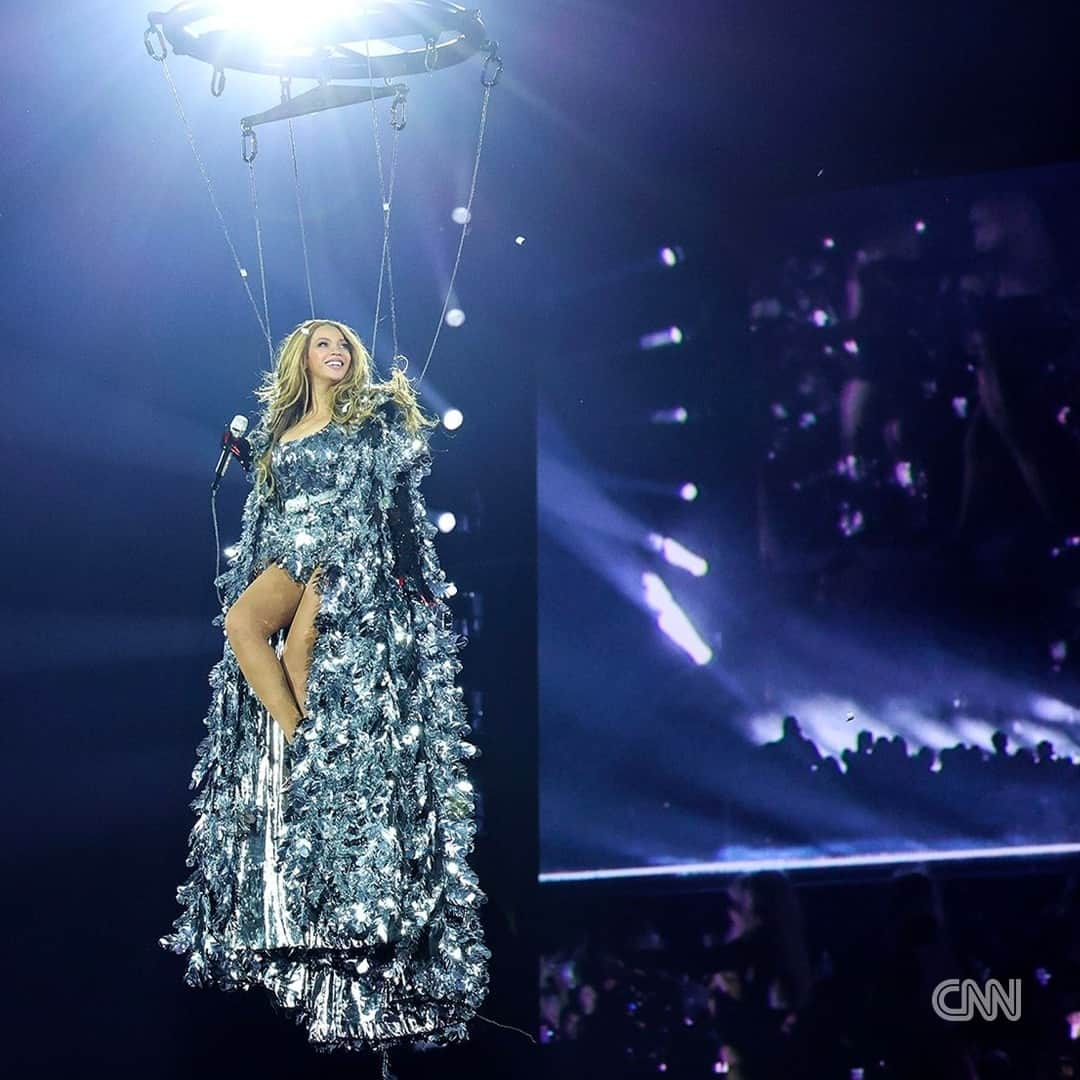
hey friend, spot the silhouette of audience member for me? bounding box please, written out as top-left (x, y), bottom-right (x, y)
top-left (762, 714), bottom-right (822, 774)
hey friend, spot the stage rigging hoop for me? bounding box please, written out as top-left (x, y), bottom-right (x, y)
top-left (147, 1), bottom-right (491, 82)
top-left (143, 0), bottom-right (502, 381)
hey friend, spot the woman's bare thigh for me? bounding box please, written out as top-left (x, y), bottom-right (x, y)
top-left (225, 563), bottom-right (306, 642)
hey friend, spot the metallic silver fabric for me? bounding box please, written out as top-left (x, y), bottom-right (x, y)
top-left (160, 392), bottom-right (490, 1054)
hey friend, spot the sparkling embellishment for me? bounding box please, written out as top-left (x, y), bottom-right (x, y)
top-left (160, 391), bottom-right (489, 1053)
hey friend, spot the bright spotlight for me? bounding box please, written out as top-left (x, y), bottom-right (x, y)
top-left (195, 2), bottom-right (372, 52)
top-left (445, 581), bottom-right (458, 598)
top-left (436, 511), bottom-right (457, 533)
top-left (659, 245), bottom-right (684, 267)
top-left (640, 326), bottom-right (684, 350)
top-left (514, 235), bottom-right (526, 246)
top-left (442, 408), bottom-right (464, 431)
top-left (646, 532), bottom-right (709, 577)
top-left (679, 483), bottom-right (698, 501)
top-left (915, 219), bottom-right (927, 233)
top-left (451, 206), bottom-right (471, 225)
top-left (445, 308), bottom-right (466, 328)
top-left (822, 236), bottom-right (836, 249)
top-left (224, 544), bottom-right (240, 560)
top-left (641, 571), bottom-right (713, 665)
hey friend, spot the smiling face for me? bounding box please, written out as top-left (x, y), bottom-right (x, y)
top-left (305, 323), bottom-right (352, 384)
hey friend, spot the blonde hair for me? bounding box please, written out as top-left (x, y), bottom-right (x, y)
top-left (251, 318), bottom-right (438, 500)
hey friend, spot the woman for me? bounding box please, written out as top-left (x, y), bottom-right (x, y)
top-left (159, 319), bottom-right (490, 1060)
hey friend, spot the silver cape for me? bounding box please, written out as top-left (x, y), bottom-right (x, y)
top-left (160, 391), bottom-right (490, 1054)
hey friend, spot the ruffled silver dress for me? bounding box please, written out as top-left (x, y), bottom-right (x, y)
top-left (159, 391), bottom-right (490, 1054)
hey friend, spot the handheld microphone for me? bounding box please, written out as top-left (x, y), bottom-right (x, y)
top-left (212, 415), bottom-right (249, 492)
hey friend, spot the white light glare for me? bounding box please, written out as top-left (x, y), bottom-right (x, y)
top-left (659, 245), bottom-right (684, 267)
top-left (224, 544), bottom-right (240, 560)
top-left (445, 308), bottom-right (465, 328)
top-left (514, 235), bottom-right (526, 246)
top-left (915, 219), bottom-right (927, 233)
top-left (640, 326), bottom-right (684, 350)
top-left (436, 511), bottom-right (457, 533)
top-left (647, 532), bottom-right (708, 577)
top-left (442, 408), bottom-right (463, 431)
top-left (679, 483), bottom-right (698, 502)
top-left (451, 206), bottom-right (471, 225)
top-left (641, 571), bottom-right (713, 665)
top-left (194, 2), bottom-right (378, 51)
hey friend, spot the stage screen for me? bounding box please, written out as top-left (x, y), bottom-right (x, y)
top-left (540, 162), bottom-right (1080, 878)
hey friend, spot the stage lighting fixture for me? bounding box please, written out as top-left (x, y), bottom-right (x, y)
top-left (451, 206), bottom-right (471, 224)
top-left (185, 1), bottom-right (404, 55)
top-left (445, 308), bottom-right (465, 327)
top-left (640, 326), bottom-right (684, 350)
top-left (679, 483), bottom-right (698, 501)
top-left (647, 532), bottom-right (708, 577)
top-left (658, 245), bottom-right (684, 267)
top-left (641, 571), bottom-right (713, 666)
top-left (812, 309), bottom-right (829, 327)
top-left (514, 235), bottom-right (525, 245)
top-left (436, 511), bottom-right (457, 533)
top-left (223, 543), bottom-right (240, 559)
top-left (442, 407), bottom-right (464, 431)
top-left (651, 406), bottom-right (689, 424)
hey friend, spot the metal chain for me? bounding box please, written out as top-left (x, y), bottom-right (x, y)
top-left (363, 24), bottom-right (402, 367)
top-left (378, 131), bottom-right (402, 364)
top-left (287, 116), bottom-right (317, 319)
top-left (246, 159), bottom-right (274, 364)
top-left (154, 57), bottom-right (273, 352)
top-left (417, 68), bottom-right (496, 385)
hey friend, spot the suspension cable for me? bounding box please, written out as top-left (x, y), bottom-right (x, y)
top-left (286, 111), bottom-right (317, 320)
top-left (155, 56), bottom-right (273, 354)
top-left (417, 75), bottom-right (495, 385)
top-left (152, 21), bottom-right (498, 383)
top-left (376, 129), bottom-right (403, 363)
top-left (246, 159), bottom-right (274, 365)
top-left (363, 27), bottom-right (403, 367)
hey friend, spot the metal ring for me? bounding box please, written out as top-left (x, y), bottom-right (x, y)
top-left (424, 37), bottom-right (439, 72)
top-left (390, 88), bottom-right (408, 131)
top-left (481, 41), bottom-right (502, 88)
top-left (211, 67), bottom-right (226, 97)
top-left (144, 24), bottom-right (167, 62)
top-left (241, 124), bottom-right (258, 163)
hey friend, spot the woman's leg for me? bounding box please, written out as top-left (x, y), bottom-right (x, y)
top-left (224, 563), bottom-right (306, 742)
top-left (282, 567), bottom-right (324, 719)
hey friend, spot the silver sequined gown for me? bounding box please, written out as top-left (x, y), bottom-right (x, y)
top-left (159, 392), bottom-right (490, 1053)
